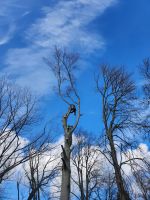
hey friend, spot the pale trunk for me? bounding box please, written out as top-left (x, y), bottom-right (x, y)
top-left (60, 131), bottom-right (72, 200)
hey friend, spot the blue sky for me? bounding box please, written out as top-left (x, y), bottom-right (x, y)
top-left (1, 1), bottom-right (150, 199)
top-left (0, 0), bottom-right (150, 135)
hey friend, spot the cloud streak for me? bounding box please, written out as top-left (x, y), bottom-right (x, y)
top-left (3, 0), bottom-right (117, 95)
top-left (0, 23), bottom-right (15, 45)
top-left (0, 0), bottom-right (33, 45)
top-left (26, 0), bottom-right (117, 52)
top-left (3, 47), bottom-right (55, 95)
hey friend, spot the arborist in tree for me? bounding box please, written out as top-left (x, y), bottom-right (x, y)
top-left (69, 104), bottom-right (76, 115)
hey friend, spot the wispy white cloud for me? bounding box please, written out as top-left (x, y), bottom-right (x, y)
top-left (3, 0), bottom-right (118, 95)
top-left (0, 23), bottom-right (15, 45)
top-left (0, 0), bottom-right (35, 45)
top-left (21, 11), bottom-right (31, 17)
top-left (26, 0), bottom-right (117, 52)
top-left (3, 47), bottom-right (55, 95)
top-left (0, 0), bottom-right (33, 18)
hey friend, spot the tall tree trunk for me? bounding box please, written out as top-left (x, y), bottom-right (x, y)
top-left (27, 190), bottom-right (37, 200)
top-left (60, 129), bottom-right (72, 200)
top-left (37, 188), bottom-right (40, 200)
top-left (85, 166), bottom-right (89, 200)
top-left (80, 169), bottom-right (85, 200)
top-left (17, 181), bottom-right (20, 200)
top-left (108, 133), bottom-right (130, 200)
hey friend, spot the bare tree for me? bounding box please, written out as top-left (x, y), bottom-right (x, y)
top-left (127, 146), bottom-right (150, 200)
top-left (23, 143), bottom-right (59, 200)
top-left (93, 170), bottom-right (117, 200)
top-left (132, 163), bottom-right (150, 200)
top-left (0, 77), bottom-right (40, 184)
top-left (71, 130), bottom-right (103, 200)
top-left (141, 58), bottom-right (150, 100)
top-left (95, 65), bottom-right (137, 200)
top-left (139, 58), bottom-right (150, 135)
top-left (46, 47), bottom-right (81, 200)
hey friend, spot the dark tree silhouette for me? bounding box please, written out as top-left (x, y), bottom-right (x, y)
top-left (96, 65), bottom-right (136, 200)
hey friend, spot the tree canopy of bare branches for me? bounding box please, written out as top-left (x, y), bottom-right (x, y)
top-left (139, 58), bottom-right (150, 135)
top-left (23, 145), bottom-right (59, 200)
top-left (46, 47), bottom-right (81, 200)
top-left (141, 58), bottom-right (150, 100)
top-left (71, 130), bottom-right (103, 200)
top-left (96, 65), bottom-right (136, 200)
top-left (0, 77), bottom-right (38, 183)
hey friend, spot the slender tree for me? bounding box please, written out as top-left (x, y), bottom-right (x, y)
top-left (140, 58), bottom-right (150, 136)
top-left (24, 143), bottom-right (58, 200)
top-left (141, 58), bottom-right (150, 100)
top-left (46, 47), bottom-right (81, 200)
top-left (71, 130), bottom-right (103, 200)
top-left (132, 162), bottom-right (150, 200)
top-left (96, 65), bottom-right (136, 200)
top-left (0, 77), bottom-right (39, 184)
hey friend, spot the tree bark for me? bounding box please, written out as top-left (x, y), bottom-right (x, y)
top-left (60, 130), bottom-right (72, 200)
top-left (60, 103), bottom-right (79, 200)
top-left (27, 189), bottom-right (37, 200)
top-left (108, 132), bottom-right (130, 200)
top-left (80, 169), bottom-right (85, 200)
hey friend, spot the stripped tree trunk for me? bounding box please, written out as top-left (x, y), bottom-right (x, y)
top-left (60, 130), bottom-right (72, 200)
top-left (60, 107), bottom-right (74, 200)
